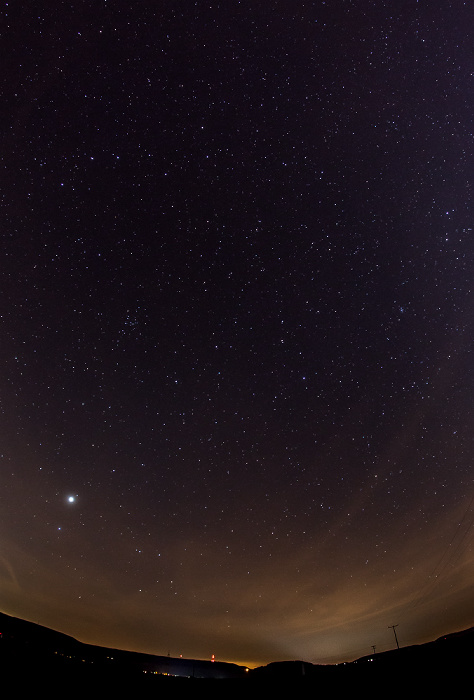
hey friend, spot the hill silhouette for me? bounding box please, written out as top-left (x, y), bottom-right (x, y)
top-left (0, 610), bottom-right (472, 695)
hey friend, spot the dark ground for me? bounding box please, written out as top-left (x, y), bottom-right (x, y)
top-left (0, 612), bottom-right (471, 697)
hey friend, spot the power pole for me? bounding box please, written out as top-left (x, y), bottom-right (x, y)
top-left (388, 625), bottom-right (400, 649)
top-left (371, 645), bottom-right (376, 655)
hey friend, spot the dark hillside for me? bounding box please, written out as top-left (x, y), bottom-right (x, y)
top-left (1, 611), bottom-right (472, 695)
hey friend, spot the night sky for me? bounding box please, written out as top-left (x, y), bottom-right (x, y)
top-left (1, 0), bottom-right (473, 668)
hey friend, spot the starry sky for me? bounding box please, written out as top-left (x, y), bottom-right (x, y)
top-left (1, 0), bottom-right (473, 668)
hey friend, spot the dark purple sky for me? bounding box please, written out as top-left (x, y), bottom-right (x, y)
top-left (1, 0), bottom-right (473, 667)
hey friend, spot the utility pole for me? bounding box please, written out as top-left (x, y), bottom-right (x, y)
top-left (388, 625), bottom-right (400, 649)
top-left (371, 645), bottom-right (376, 655)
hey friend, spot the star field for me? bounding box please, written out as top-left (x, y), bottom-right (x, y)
top-left (1, 1), bottom-right (473, 666)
